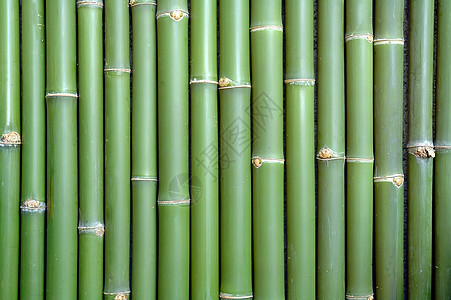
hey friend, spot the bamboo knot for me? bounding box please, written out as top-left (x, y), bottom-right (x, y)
top-left (252, 158), bottom-right (262, 168)
top-left (114, 294), bottom-right (127, 300)
top-left (218, 77), bottom-right (231, 87)
top-left (414, 146), bottom-right (435, 158)
top-left (23, 199), bottom-right (41, 208)
top-left (170, 10), bottom-right (183, 20)
top-left (318, 147), bottom-right (334, 159)
top-left (393, 176), bottom-right (404, 187)
top-left (1, 131), bottom-right (21, 144)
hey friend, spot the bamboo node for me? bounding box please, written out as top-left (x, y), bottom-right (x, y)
top-left (114, 294), bottom-right (127, 300)
top-left (170, 10), bottom-right (183, 20)
top-left (1, 131), bottom-right (21, 144)
top-left (219, 77), bottom-right (231, 87)
top-left (393, 176), bottom-right (404, 187)
top-left (253, 158), bottom-right (262, 168)
top-left (346, 294), bottom-right (374, 300)
top-left (23, 199), bottom-right (41, 208)
top-left (318, 147), bottom-right (334, 159)
top-left (414, 146), bottom-right (435, 158)
top-left (345, 33), bottom-right (373, 43)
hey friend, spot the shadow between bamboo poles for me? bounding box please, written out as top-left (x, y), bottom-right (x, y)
top-left (45, 0), bottom-right (78, 298)
top-left (316, 0), bottom-right (346, 298)
top-left (20, 0), bottom-right (46, 298)
top-left (373, 0), bottom-right (405, 298)
top-left (131, 1), bottom-right (158, 299)
top-left (407, 0), bottom-right (434, 298)
top-left (103, 0), bottom-right (131, 299)
top-left (77, 1), bottom-right (105, 299)
top-left (285, 0), bottom-right (316, 298)
top-left (433, 0), bottom-right (451, 297)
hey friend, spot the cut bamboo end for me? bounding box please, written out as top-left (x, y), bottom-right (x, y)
top-left (252, 157), bottom-right (285, 168)
top-left (373, 38), bottom-right (404, 46)
top-left (20, 199), bottom-right (46, 212)
top-left (374, 174), bottom-right (404, 188)
top-left (78, 223), bottom-right (105, 237)
top-left (250, 25), bottom-right (283, 32)
top-left (219, 292), bottom-right (253, 299)
top-left (346, 294), bottom-right (374, 300)
top-left (45, 92), bottom-right (79, 98)
top-left (345, 33), bottom-right (374, 43)
top-left (156, 9), bottom-right (189, 21)
top-left (77, 0), bottom-right (104, 8)
top-left (284, 78), bottom-right (315, 86)
top-left (316, 147), bottom-right (345, 161)
top-left (407, 144), bottom-right (435, 158)
top-left (0, 131), bottom-right (21, 146)
top-left (129, 0), bottom-right (156, 7)
top-left (157, 199), bottom-right (190, 206)
top-left (346, 157), bottom-right (374, 163)
top-left (104, 68), bottom-right (132, 73)
top-left (131, 176), bottom-right (158, 182)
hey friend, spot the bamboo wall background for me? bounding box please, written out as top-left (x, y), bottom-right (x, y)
top-left (0, 0), bottom-right (449, 299)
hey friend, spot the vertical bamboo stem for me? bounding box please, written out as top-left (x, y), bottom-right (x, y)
top-left (103, 0), bottom-right (131, 299)
top-left (131, 1), bottom-right (158, 299)
top-left (77, 1), bottom-right (105, 299)
top-left (373, 0), bottom-right (405, 298)
top-left (250, 1), bottom-right (284, 299)
top-left (345, 1), bottom-right (374, 299)
top-left (285, 0), bottom-right (315, 298)
top-left (0, 0), bottom-right (20, 298)
top-left (434, 0), bottom-right (451, 297)
top-left (407, 0), bottom-right (434, 298)
top-left (157, 0), bottom-right (190, 298)
top-left (219, 0), bottom-right (253, 298)
top-left (190, 0), bottom-right (219, 298)
top-left (317, 0), bottom-right (346, 298)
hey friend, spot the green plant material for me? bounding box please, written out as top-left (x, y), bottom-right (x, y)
top-left (156, 0), bottom-right (190, 298)
top-left (317, 0), bottom-right (345, 298)
top-left (77, 1), bottom-right (104, 299)
top-left (218, 0), bottom-right (252, 298)
top-left (434, 0), bottom-right (451, 297)
top-left (131, 1), bottom-right (158, 299)
top-left (285, 0), bottom-right (315, 299)
top-left (45, 0), bottom-right (78, 298)
top-left (190, 0), bottom-right (219, 299)
top-left (0, 1), bottom-right (20, 298)
top-left (373, 0), bottom-right (405, 298)
top-left (250, 1), bottom-right (284, 299)
top-left (345, 1), bottom-right (374, 298)
top-left (407, 0), bottom-right (434, 298)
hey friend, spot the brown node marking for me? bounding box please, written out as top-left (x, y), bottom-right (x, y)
top-left (318, 147), bottom-right (334, 159)
top-left (414, 146), bottom-right (435, 158)
top-left (24, 199), bottom-right (41, 208)
top-left (253, 158), bottom-right (262, 168)
top-left (95, 227), bottom-right (105, 237)
top-left (2, 131), bottom-right (21, 143)
top-left (218, 77), bottom-right (230, 87)
top-left (115, 294), bottom-right (127, 300)
top-left (170, 10), bottom-right (183, 21)
top-left (393, 176), bottom-right (403, 187)
top-left (366, 35), bottom-right (374, 43)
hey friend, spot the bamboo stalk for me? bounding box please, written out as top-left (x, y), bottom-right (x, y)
top-left (434, 0), bottom-right (451, 297)
top-left (373, 0), bottom-right (404, 298)
top-left (157, 0), bottom-right (190, 298)
top-left (45, 0), bottom-right (78, 298)
top-left (345, 1), bottom-right (374, 299)
top-left (407, 0), bottom-right (434, 298)
top-left (190, 0), bottom-right (219, 299)
top-left (317, 0), bottom-right (345, 298)
top-left (218, 0), bottom-right (252, 298)
top-left (77, 1), bottom-right (104, 299)
top-left (20, 0), bottom-right (46, 299)
top-left (0, 0), bottom-right (20, 298)
top-left (250, 1), bottom-right (284, 299)
top-left (131, 0), bottom-right (157, 299)
top-left (285, 0), bottom-right (315, 298)
top-left (103, 0), bottom-right (131, 299)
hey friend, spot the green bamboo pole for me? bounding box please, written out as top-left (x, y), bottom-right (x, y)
top-left (250, 1), bottom-right (284, 299)
top-left (407, 0), bottom-right (434, 298)
top-left (20, 0), bottom-right (46, 299)
top-left (77, 1), bottom-right (104, 299)
top-left (317, 0), bottom-right (345, 299)
top-left (45, 0), bottom-right (78, 298)
top-left (131, 0), bottom-right (157, 299)
top-left (218, 0), bottom-right (252, 298)
top-left (345, 1), bottom-right (374, 299)
top-left (0, 0), bottom-right (20, 298)
top-left (190, 0), bottom-right (219, 299)
top-left (373, 0), bottom-right (405, 298)
top-left (285, 0), bottom-right (315, 298)
top-left (434, 0), bottom-right (451, 297)
top-left (157, 1), bottom-right (190, 298)
top-left (103, 0), bottom-right (131, 299)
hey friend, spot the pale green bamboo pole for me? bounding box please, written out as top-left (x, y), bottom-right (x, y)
top-left (373, 0), bottom-right (405, 298)
top-left (190, 0), bottom-right (219, 298)
top-left (317, 0), bottom-right (345, 298)
top-left (77, 1), bottom-right (105, 299)
top-left (345, 1), bottom-right (374, 299)
top-left (0, 0), bottom-right (20, 298)
top-left (434, 0), bottom-right (451, 297)
top-left (407, 0), bottom-right (434, 298)
top-left (285, 0), bottom-right (315, 298)
top-left (131, 0), bottom-right (158, 299)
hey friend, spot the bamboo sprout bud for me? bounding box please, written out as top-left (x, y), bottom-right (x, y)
top-left (393, 176), bottom-right (404, 187)
top-left (252, 158), bottom-right (262, 168)
top-left (1, 131), bottom-right (21, 143)
top-left (318, 147), bottom-right (334, 159)
top-left (414, 146), bottom-right (435, 158)
top-left (23, 199), bottom-right (41, 208)
top-left (115, 294), bottom-right (127, 300)
top-left (218, 77), bottom-right (230, 87)
top-left (170, 10), bottom-right (183, 21)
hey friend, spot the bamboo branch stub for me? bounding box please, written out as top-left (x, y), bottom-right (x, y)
top-left (407, 145), bottom-right (435, 158)
top-left (0, 131), bottom-right (21, 145)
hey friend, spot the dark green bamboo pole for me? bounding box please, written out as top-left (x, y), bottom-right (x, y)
top-left (219, 0), bottom-right (252, 298)
top-left (190, 0), bottom-right (219, 299)
top-left (407, 0), bottom-right (434, 298)
top-left (317, 0), bottom-right (345, 299)
top-left (285, 0), bottom-right (315, 298)
top-left (45, 0), bottom-right (78, 298)
top-left (345, 1), bottom-right (374, 299)
top-left (20, 0), bottom-right (46, 299)
top-left (77, 1), bottom-right (104, 299)
top-left (157, 1), bottom-right (190, 298)
top-left (0, 0), bottom-right (20, 298)
top-left (103, 0), bottom-right (131, 299)
top-left (250, 1), bottom-right (284, 299)
top-left (131, 0), bottom-right (157, 299)
top-left (373, 0), bottom-right (405, 298)
top-left (434, 0), bottom-right (451, 297)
